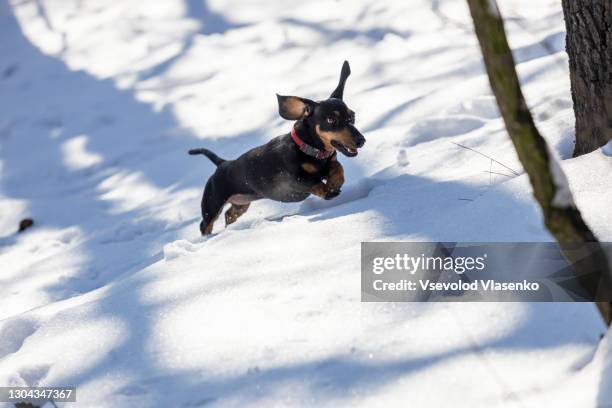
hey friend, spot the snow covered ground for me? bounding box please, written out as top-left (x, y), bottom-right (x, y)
top-left (0, 0), bottom-right (611, 406)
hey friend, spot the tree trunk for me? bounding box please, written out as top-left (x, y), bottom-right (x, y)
top-left (467, 0), bottom-right (612, 324)
top-left (562, 0), bottom-right (612, 157)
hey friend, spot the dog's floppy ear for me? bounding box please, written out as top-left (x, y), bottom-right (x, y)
top-left (276, 94), bottom-right (316, 120)
top-left (330, 60), bottom-right (351, 100)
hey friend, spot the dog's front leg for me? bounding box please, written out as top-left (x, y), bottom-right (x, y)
top-left (325, 156), bottom-right (344, 194)
top-left (310, 183), bottom-right (337, 200)
top-left (310, 157), bottom-right (344, 200)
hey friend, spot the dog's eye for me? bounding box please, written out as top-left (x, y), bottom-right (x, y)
top-left (348, 112), bottom-right (355, 124)
top-left (326, 116), bottom-right (337, 125)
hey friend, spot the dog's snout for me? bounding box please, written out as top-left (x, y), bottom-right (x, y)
top-left (355, 135), bottom-right (365, 148)
top-left (348, 124), bottom-right (365, 148)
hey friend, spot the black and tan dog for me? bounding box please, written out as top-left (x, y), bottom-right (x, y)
top-left (189, 61), bottom-right (365, 235)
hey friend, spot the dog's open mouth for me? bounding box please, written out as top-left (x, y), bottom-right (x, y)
top-left (331, 140), bottom-right (358, 157)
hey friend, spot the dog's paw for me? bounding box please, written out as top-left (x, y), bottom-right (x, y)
top-left (324, 189), bottom-right (341, 200)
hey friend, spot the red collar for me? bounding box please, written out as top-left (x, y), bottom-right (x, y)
top-left (290, 127), bottom-right (335, 160)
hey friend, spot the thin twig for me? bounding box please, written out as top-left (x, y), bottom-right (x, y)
top-left (483, 170), bottom-right (514, 178)
top-left (451, 141), bottom-right (520, 175)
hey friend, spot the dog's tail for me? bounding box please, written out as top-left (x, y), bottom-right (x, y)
top-left (188, 148), bottom-right (226, 166)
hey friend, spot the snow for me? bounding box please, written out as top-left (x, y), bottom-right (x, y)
top-left (603, 139), bottom-right (612, 157)
top-left (580, 325), bottom-right (612, 405)
top-left (547, 146), bottom-right (575, 208)
top-left (0, 0), bottom-right (611, 407)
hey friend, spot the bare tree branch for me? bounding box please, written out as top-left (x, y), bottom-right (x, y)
top-left (466, 0), bottom-right (612, 323)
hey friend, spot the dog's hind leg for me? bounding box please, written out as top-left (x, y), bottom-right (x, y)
top-left (200, 180), bottom-right (228, 235)
top-left (201, 207), bottom-right (224, 235)
top-left (224, 203), bottom-right (250, 227)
